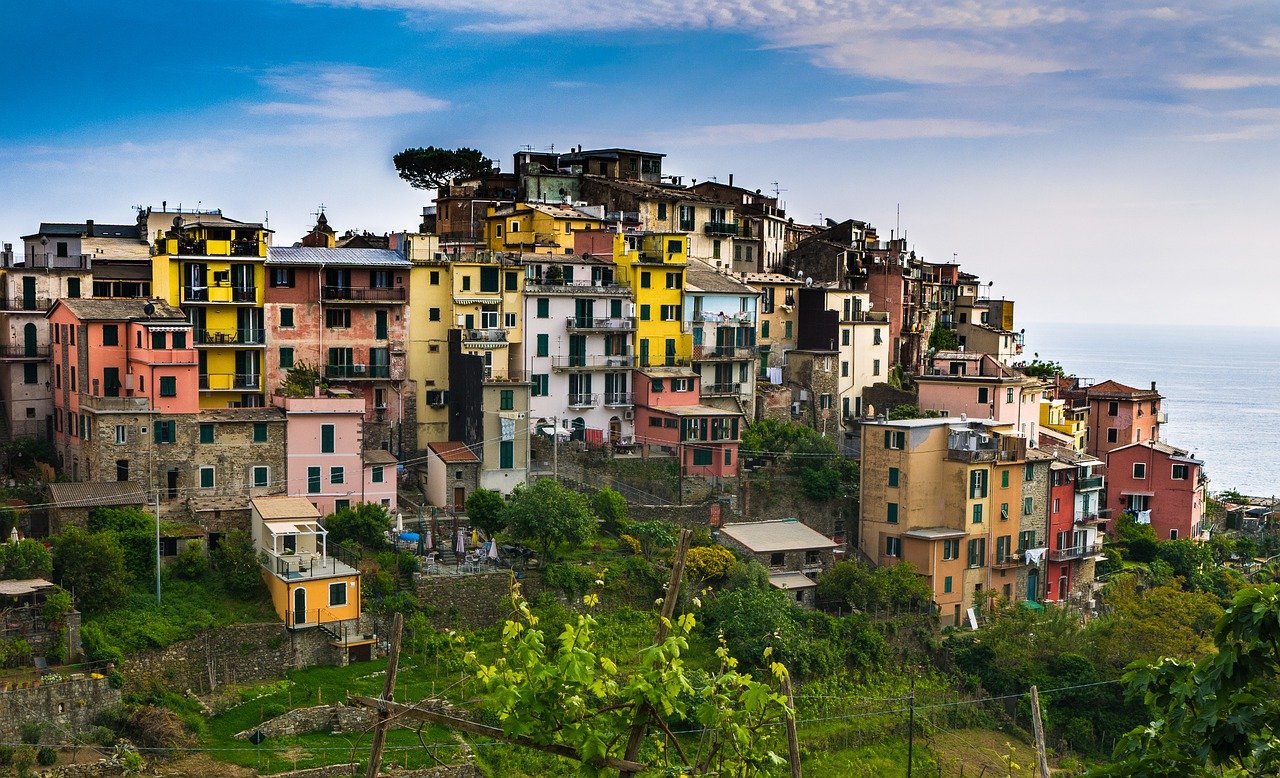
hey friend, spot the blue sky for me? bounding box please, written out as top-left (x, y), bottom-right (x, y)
top-left (3, 0), bottom-right (1279, 326)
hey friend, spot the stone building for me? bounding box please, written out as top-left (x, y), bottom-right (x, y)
top-left (718, 520), bottom-right (838, 607)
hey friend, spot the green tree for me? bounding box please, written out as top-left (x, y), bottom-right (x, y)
top-left (685, 546), bottom-right (738, 584)
top-left (1156, 539), bottom-right (1212, 589)
top-left (393, 146), bottom-right (496, 190)
top-left (1021, 356), bottom-right (1066, 378)
top-left (817, 560), bottom-right (933, 613)
top-left (277, 362), bottom-right (325, 398)
top-left (51, 528), bottom-right (130, 615)
top-left (1113, 512), bottom-right (1159, 562)
top-left (622, 520), bottom-right (676, 561)
top-left (1087, 575), bottom-right (1221, 672)
top-left (211, 530), bottom-right (262, 599)
top-left (928, 320), bottom-right (959, 351)
top-left (0, 538), bottom-right (52, 579)
top-left (590, 488), bottom-right (629, 533)
top-left (170, 541), bottom-right (208, 581)
top-left (1102, 584), bottom-right (1280, 776)
top-left (323, 503), bottom-right (391, 551)
top-left (87, 506), bottom-right (151, 534)
top-left (886, 403), bottom-right (942, 421)
top-left (465, 488), bottom-right (507, 538)
top-left (504, 478), bottom-right (595, 562)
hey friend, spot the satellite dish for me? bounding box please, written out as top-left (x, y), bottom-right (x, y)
top-left (143, 303), bottom-right (156, 318)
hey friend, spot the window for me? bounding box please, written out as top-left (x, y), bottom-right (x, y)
top-left (102, 325), bottom-right (118, 346)
top-left (279, 307), bottom-right (295, 328)
top-left (1001, 470), bottom-right (1009, 488)
top-left (307, 467), bottom-right (321, 493)
top-left (1024, 463), bottom-right (1035, 482)
top-left (784, 320), bottom-right (793, 339)
top-left (536, 298), bottom-right (549, 318)
top-left (885, 536), bottom-right (901, 557)
top-left (335, 499), bottom-right (350, 513)
top-left (942, 539), bottom-right (960, 560)
top-left (371, 465), bottom-right (384, 483)
top-left (1023, 496), bottom-right (1034, 515)
top-left (429, 270), bottom-right (440, 285)
top-left (943, 576), bottom-right (953, 594)
top-left (888, 467), bottom-right (899, 487)
top-left (1018, 530), bottom-right (1036, 553)
top-left (159, 376), bottom-right (177, 397)
top-left (153, 420), bottom-right (176, 443)
top-left (1133, 462), bottom-right (1146, 479)
top-left (23, 363), bottom-right (37, 385)
top-left (326, 308), bottom-right (351, 328)
top-left (199, 423), bottom-right (215, 443)
top-left (328, 581), bottom-right (348, 607)
top-left (972, 504), bottom-right (983, 524)
top-left (480, 267), bottom-right (499, 293)
top-left (254, 422), bottom-right (268, 442)
top-left (761, 320), bottom-right (770, 338)
top-left (665, 272), bottom-right (681, 289)
top-left (115, 425), bottom-right (127, 444)
top-left (1053, 497), bottom-right (1061, 513)
top-left (199, 466), bottom-right (215, 489)
top-left (660, 305), bottom-right (678, 321)
top-left (841, 361), bottom-right (849, 377)
top-left (884, 430), bottom-right (906, 450)
top-left (996, 535), bottom-right (1012, 564)
top-left (1172, 464), bottom-right (1188, 480)
top-left (321, 424), bottom-right (335, 453)
top-left (531, 374), bottom-right (549, 396)
top-left (678, 206), bottom-right (695, 231)
top-left (330, 466), bottom-right (344, 484)
top-left (499, 440), bottom-right (514, 469)
top-left (967, 538), bottom-right (986, 568)
top-left (1169, 529), bottom-right (1179, 540)
top-left (270, 268), bottom-right (295, 287)
top-left (977, 387), bottom-right (990, 404)
top-left (1000, 502), bottom-right (1009, 520)
top-left (428, 307), bottom-right (441, 322)
top-left (1108, 401), bottom-right (1119, 416)
top-left (873, 327), bottom-right (882, 345)
top-left (64, 276), bottom-right (80, 297)
top-left (712, 240), bottom-right (721, 259)
top-left (253, 466), bottom-right (269, 488)
top-left (873, 359), bottom-right (881, 376)
top-left (639, 304), bottom-right (651, 321)
top-left (887, 503), bottom-right (899, 523)
top-left (651, 379), bottom-right (664, 393)
top-left (969, 469), bottom-right (988, 498)
top-left (500, 389), bottom-right (514, 411)
top-left (640, 271), bottom-right (651, 289)
top-left (506, 272), bottom-right (519, 291)
top-left (1006, 388), bottom-right (1015, 403)
top-left (1106, 427), bottom-right (1118, 443)
top-left (535, 333), bottom-right (550, 357)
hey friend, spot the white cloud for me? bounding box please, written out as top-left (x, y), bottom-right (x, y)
top-left (672, 116), bottom-right (1029, 144)
top-left (251, 64), bottom-right (447, 119)
top-left (1175, 73), bottom-right (1280, 90)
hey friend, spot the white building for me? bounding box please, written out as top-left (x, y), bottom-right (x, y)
top-left (682, 260), bottom-right (760, 416)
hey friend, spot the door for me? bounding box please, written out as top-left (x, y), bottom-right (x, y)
top-left (609, 417), bottom-right (621, 445)
top-left (453, 487), bottom-right (466, 511)
top-left (639, 339), bottom-right (649, 367)
top-left (1026, 568), bottom-right (1039, 603)
top-left (293, 587), bottom-right (306, 626)
top-left (103, 368), bottom-right (121, 397)
top-left (167, 469), bottom-right (180, 499)
top-left (21, 276), bottom-right (36, 310)
top-left (568, 335), bottom-right (586, 367)
top-left (23, 323), bottom-right (37, 357)
top-left (574, 298), bottom-right (594, 328)
top-left (375, 310), bottom-right (388, 340)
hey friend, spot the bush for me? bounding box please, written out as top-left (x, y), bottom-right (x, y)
top-left (366, 570), bottom-right (395, 599)
top-left (260, 703), bottom-right (287, 720)
top-left (542, 562), bottom-right (597, 598)
top-left (212, 530), bottom-right (262, 599)
top-left (36, 746), bottom-right (56, 766)
top-left (170, 542), bottom-right (208, 581)
top-left (20, 721), bottom-right (42, 745)
top-left (0, 745), bottom-right (12, 766)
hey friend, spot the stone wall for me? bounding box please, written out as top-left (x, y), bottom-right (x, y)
top-left (0, 676), bottom-right (120, 742)
top-left (121, 622), bottom-right (344, 695)
top-left (270, 765), bottom-right (475, 778)
top-left (861, 382), bottom-right (916, 419)
top-left (414, 571), bottom-right (527, 630)
top-left (234, 699), bottom-right (457, 739)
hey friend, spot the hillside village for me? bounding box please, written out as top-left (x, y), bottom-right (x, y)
top-left (0, 146), bottom-right (1272, 776)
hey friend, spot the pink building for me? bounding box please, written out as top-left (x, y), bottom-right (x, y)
top-left (273, 394), bottom-right (397, 516)
top-left (1105, 441), bottom-right (1206, 541)
top-left (632, 367), bottom-right (742, 478)
top-left (916, 352), bottom-right (1041, 442)
top-left (1084, 380), bottom-right (1163, 463)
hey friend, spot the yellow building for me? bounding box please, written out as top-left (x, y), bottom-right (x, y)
top-left (148, 214), bottom-right (270, 409)
top-left (397, 233), bottom-right (450, 448)
top-left (1040, 393), bottom-right (1087, 452)
top-left (484, 202), bottom-right (604, 254)
top-left (609, 232), bottom-right (689, 368)
top-left (250, 496), bottom-right (363, 635)
top-left (744, 272), bottom-right (800, 374)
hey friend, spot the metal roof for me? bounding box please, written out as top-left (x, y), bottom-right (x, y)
top-left (50, 298), bottom-right (187, 322)
top-left (267, 246), bottom-right (410, 267)
top-left (720, 520), bottom-right (837, 553)
top-left (24, 223), bottom-right (142, 239)
top-left (0, 579), bottom-right (57, 597)
top-left (769, 572), bottom-right (818, 590)
top-left (252, 496), bottom-right (322, 521)
top-left (47, 481), bottom-right (144, 508)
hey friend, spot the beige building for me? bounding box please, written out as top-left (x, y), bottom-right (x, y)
top-left (744, 272), bottom-right (799, 375)
top-left (719, 520), bottom-right (838, 607)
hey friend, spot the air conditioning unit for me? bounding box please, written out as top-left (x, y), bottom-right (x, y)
top-left (791, 402), bottom-right (803, 417)
top-left (353, 365), bottom-right (366, 375)
top-left (622, 410), bottom-right (635, 421)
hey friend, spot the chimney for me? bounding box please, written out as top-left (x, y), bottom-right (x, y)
top-left (1150, 381), bottom-right (1156, 391)
top-left (85, 219), bottom-right (95, 237)
top-left (728, 173), bottom-right (734, 187)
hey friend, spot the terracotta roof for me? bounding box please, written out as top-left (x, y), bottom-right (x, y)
top-left (251, 496), bottom-right (322, 521)
top-left (50, 298), bottom-right (186, 322)
top-left (1087, 380), bottom-right (1160, 398)
top-left (364, 449), bottom-right (399, 466)
top-left (428, 441), bottom-right (480, 464)
top-left (47, 481), bottom-right (144, 508)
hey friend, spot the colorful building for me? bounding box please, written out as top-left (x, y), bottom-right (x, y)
top-left (683, 260), bottom-right (758, 415)
top-left (1084, 380), bottom-right (1164, 463)
top-left (743, 272), bottom-right (799, 375)
top-left (633, 367), bottom-right (742, 479)
top-left (1043, 447), bottom-right (1106, 604)
top-left (148, 212), bottom-right (272, 409)
top-left (484, 202), bottom-right (604, 254)
top-left (916, 351), bottom-right (1042, 442)
top-left (1105, 441), bottom-right (1207, 541)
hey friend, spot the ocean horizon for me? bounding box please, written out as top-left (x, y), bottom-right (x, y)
top-left (1019, 321), bottom-right (1280, 498)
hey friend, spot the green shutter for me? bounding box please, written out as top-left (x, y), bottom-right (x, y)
top-left (254, 422), bottom-right (268, 442)
top-left (1001, 470), bottom-right (1009, 488)
top-left (372, 466), bottom-right (384, 483)
top-left (537, 334), bottom-right (548, 357)
top-left (321, 424), bottom-right (335, 453)
top-left (536, 298), bottom-right (549, 318)
top-left (888, 467), bottom-right (899, 487)
top-left (499, 441), bottom-right (514, 469)
top-left (199, 424), bottom-right (214, 444)
top-left (200, 468), bottom-right (214, 488)
top-left (307, 467), bottom-right (321, 493)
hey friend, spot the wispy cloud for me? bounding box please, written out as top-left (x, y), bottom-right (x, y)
top-left (673, 116), bottom-right (1030, 144)
top-left (1175, 73), bottom-right (1280, 91)
top-left (252, 64), bottom-right (447, 119)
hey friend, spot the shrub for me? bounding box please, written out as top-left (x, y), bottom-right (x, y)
top-left (170, 541), bottom-right (208, 581)
top-left (36, 746), bottom-right (56, 766)
top-left (19, 721), bottom-right (42, 745)
top-left (618, 534), bottom-right (641, 555)
top-left (542, 562), bottom-right (596, 598)
top-left (0, 745), bottom-right (13, 765)
top-left (685, 546), bottom-right (738, 584)
top-left (260, 703), bottom-right (287, 720)
top-left (211, 530), bottom-right (262, 599)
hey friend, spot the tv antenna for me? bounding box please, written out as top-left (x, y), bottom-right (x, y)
top-left (770, 182), bottom-right (787, 198)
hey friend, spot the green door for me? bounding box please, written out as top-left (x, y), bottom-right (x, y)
top-left (21, 277), bottom-right (36, 310)
top-left (375, 310), bottom-right (388, 340)
top-left (639, 339), bottom-right (649, 367)
top-left (23, 323), bottom-right (37, 357)
top-left (1026, 568), bottom-right (1039, 603)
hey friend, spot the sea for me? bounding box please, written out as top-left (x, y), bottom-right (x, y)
top-left (1021, 322), bottom-right (1280, 498)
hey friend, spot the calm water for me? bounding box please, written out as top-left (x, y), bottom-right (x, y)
top-left (1022, 323), bottom-right (1280, 497)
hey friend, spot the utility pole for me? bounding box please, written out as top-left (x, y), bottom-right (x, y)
top-left (551, 415), bottom-right (559, 481)
top-left (906, 672), bottom-right (915, 777)
top-left (154, 486), bottom-right (161, 605)
top-left (366, 612), bottom-right (404, 778)
top-left (782, 674), bottom-right (802, 778)
top-left (1030, 685), bottom-right (1050, 778)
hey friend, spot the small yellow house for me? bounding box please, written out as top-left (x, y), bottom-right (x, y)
top-left (250, 496), bottom-right (361, 631)
top-left (611, 231), bottom-right (691, 367)
top-left (484, 202), bottom-right (603, 254)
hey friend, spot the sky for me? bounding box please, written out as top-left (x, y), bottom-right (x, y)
top-left (3, 0), bottom-right (1279, 327)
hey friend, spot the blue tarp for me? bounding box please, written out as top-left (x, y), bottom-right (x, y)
top-left (398, 532), bottom-right (421, 542)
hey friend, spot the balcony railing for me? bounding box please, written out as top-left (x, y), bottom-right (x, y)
top-left (0, 345), bottom-right (50, 359)
top-left (78, 394), bottom-right (150, 412)
top-left (6, 253), bottom-right (93, 270)
top-left (551, 355), bottom-right (635, 370)
top-left (702, 382), bottom-right (743, 397)
top-left (1048, 542), bottom-right (1104, 562)
top-left (325, 364), bottom-right (392, 380)
top-left (568, 393), bottom-right (598, 408)
top-left (195, 329), bottom-right (265, 346)
top-left (1076, 475), bottom-right (1104, 491)
top-left (703, 221), bottom-right (739, 236)
top-left (525, 282), bottom-right (630, 296)
top-left (136, 348), bottom-right (198, 365)
top-left (636, 251), bottom-right (685, 265)
top-left (693, 344), bottom-right (755, 361)
top-left (603, 392), bottom-right (633, 407)
top-left (181, 285), bottom-right (257, 304)
top-left (483, 369), bottom-right (528, 383)
top-left (462, 328), bottom-right (507, 344)
top-left (1075, 509), bottom-right (1109, 525)
top-left (174, 239), bottom-right (262, 257)
top-left (321, 285), bottom-right (407, 303)
top-left (990, 554), bottom-right (1024, 570)
top-left (0, 297), bottom-right (51, 312)
top-left (200, 373), bottom-right (263, 390)
top-left (565, 316), bottom-right (636, 332)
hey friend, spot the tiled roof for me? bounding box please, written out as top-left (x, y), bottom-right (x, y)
top-left (428, 441), bottom-right (480, 463)
top-left (769, 572), bottom-right (817, 590)
top-left (364, 449), bottom-right (399, 466)
top-left (721, 520), bottom-right (837, 553)
top-left (581, 175), bottom-right (719, 204)
top-left (646, 403), bottom-right (743, 417)
top-left (47, 481), bottom-right (144, 508)
top-left (743, 272), bottom-right (800, 285)
top-left (252, 496), bottom-right (322, 521)
top-left (51, 298), bottom-right (186, 322)
top-left (686, 260), bottom-right (759, 295)
top-left (267, 246), bottom-right (410, 267)
top-left (24, 223), bottom-right (141, 239)
top-left (1087, 380), bottom-right (1160, 398)
top-left (0, 579), bottom-right (57, 597)
top-left (198, 408), bottom-right (286, 423)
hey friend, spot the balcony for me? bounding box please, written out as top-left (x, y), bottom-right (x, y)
top-left (260, 547), bottom-right (358, 583)
top-left (603, 392), bottom-right (633, 407)
top-left (1076, 475), bottom-right (1104, 491)
top-left (200, 373), bottom-right (263, 391)
top-left (325, 364), bottom-right (392, 380)
top-left (565, 316), bottom-right (636, 332)
top-left (78, 394), bottom-right (151, 412)
top-left (6, 252), bottom-right (92, 270)
top-left (195, 329), bottom-right (265, 346)
top-left (635, 251), bottom-right (685, 265)
top-left (1075, 509), bottom-right (1109, 526)
top-left (990, 554), bottom-right (1024, 570)
top-left (133, 348), bottom-right (199, 365)
top-left (693, 344), bottom-right (755, 361)
top-left (525, 281), bottom-right (630, 297)
top-left (181, 285), bottom-right (258, 304)
top-left (321, 285), bottom-right (407, 303)
top-left (568, 393), bottom-right (598, 408)
top-left (0, 345), bottom-right (50, 360)
top-left (1048, 542), bottom-right (1104, 562)
top-left (462, 328), bottom-right (508, 347)
top-left (701, 382), bottom-right (743, 397)
top-left (551, 355), bottom-right (635, 370)
top-left (483, 369), bottom-right (528, 383)
top-left (703, 222), bottom-right (739, 237)
top-left (0, 298), bottom-right (51, 312)
top-left (174, 239), bottom-right (262, 257)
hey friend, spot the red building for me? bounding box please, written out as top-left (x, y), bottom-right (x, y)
top-left (1043, 447), bottom-right (1106, 604)
top-left (632, 367), bottom-right (742, 478)
top-left (1105, 441), bottom-right (1207, 541)
top-left (1084, 380), bottom-right (1163, 463)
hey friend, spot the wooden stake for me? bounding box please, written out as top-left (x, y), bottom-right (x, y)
top-left (1029, 685), bottom-right (1050, 778)
top-left (620, 528), bottom-right (693, 777)
top-left (366, 612), bottom-right (404, 778)
top-left (781, 674), bottom-right (802, 778)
